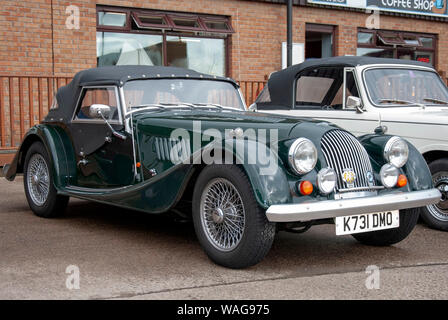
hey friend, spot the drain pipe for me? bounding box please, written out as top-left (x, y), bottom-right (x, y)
top-left (286, 0), bottom-right (293, 67)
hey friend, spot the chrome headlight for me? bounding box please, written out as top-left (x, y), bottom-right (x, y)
top-left (288, 138), bottom-right (318, 175)
top-left (317, 167), bottom-right (337, 194)
top-left (380, 163), bottom-right (399, 188)
top-left (384, 136), bottom-right (409, 168)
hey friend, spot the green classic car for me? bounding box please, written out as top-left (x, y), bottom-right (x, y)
top-left (3, 66), bottom-right (441, 268)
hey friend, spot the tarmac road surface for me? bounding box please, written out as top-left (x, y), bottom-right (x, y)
top-left (1, 176), bottom-right (447, 299)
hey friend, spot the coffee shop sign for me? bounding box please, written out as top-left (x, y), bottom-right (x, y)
top-left (307, 0), bottom-right (447, 17)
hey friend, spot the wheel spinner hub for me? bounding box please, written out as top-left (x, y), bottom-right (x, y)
top-left (32, 175), bottom-right (40, 185)
top-left (427, 172), bottom-right (448, 221)
top-left (435, 180), bottom-right (448, 210)
top-left (212, 207), bottom-right (225, 224)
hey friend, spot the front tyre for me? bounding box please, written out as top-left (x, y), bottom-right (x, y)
top-left (352, 208), bottom-right (419, 246)
top-left (420, 158), bottom-right (448, 231)
top-left (24, 142), bottom-right (69, 218)
top-left (192, 165), bottom-right (276, 269)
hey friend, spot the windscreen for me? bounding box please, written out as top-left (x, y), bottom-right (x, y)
top-left (123, 79), bottom-right (245, 111)
top-left (364, 68), bottom-right (448, 107)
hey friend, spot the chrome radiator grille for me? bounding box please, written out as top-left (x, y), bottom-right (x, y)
top-left (321, 130), bottom-right (375, 191)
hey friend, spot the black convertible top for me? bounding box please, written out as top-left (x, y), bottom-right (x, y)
top-left (68, 65), bottom-right (234, 86)
top-left (266, 56), bottom-right (432, 107)
top-left (45, 66), bottom-right (237, 123)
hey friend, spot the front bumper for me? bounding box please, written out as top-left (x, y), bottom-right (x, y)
top-left (266, 188), bottom-right (441, 222)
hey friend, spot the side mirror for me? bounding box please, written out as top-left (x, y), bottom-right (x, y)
top-left (88, 104), bottom-right (126, 141)
top-left (89, 104), bottom-right (111, 119)
top-left (346, 96), bottom-right (364, 113)
top-left (248, 103), bottom-right (257, 112)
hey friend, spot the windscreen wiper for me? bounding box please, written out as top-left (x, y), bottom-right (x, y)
top-left (191, 103), bottom-right (223, 110)
top-left (159, 102), bottom-right (195, 109)
top-left (378, 98), bottom-right (415, 105)
top-left (192, 103), bottom-right (240, 111)
top-left (129, 103), bottom-right (194, 112)
top-left (423, 97), bottom-right (448, 105)
top-left (130, 104), bottom-right (166, 110)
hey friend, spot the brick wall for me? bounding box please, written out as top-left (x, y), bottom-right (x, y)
top-left (0, 0), bottom-right (447, 80)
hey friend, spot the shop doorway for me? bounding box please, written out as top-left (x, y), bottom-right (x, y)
top-left (305, 24), bottom-right (335, 59)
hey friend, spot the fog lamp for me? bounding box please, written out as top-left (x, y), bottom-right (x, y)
top-left (380, 163), bottom-right (399, 188)
top-left (317, 167), bottom-right (337, 194)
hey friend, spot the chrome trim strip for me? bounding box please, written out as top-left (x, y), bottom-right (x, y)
top-left (334, 191), bottom-right (377, 200)
top-left (337, 186), bottom-right (384, 193)
top-left (238, 88), bottom-right (248, 110)
top-left (266, 189), bottom-right (441, 222)
top-left (119, 86), bottom-right (138, 180)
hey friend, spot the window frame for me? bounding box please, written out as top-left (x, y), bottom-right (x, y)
top-left (96, 5), bottom-right (232, 76)
top-left (122, 78), bottom-right (246, 113)
top-left (131, 10), bottom-right (171, 31)
top-left (71, 86), bottom-right (123, 125)
top-left (342, 67), bottom-right (361, 110)
top-left (201, 16), bottom-right (234, 34)
top-left (96, 30), bottom-right (166, 66)
top-left (361, 66), bottom-right (447, 108)
top-left (97, 8), bottom-right (131, 32)
top-left (167, 13), bottom-right (205, 32)
top-left (164, 33), bottom-right (227, 76)
top-left (357, 28), bottom-right (437, 67)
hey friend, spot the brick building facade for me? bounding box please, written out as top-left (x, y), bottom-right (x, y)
top-left (1, 0), bottom-right (447, 80)
top-left (0, 0), bottom-right (447, 162)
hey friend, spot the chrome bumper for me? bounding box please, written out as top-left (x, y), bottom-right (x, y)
top-left (266, 188), bottom-right (441, 223)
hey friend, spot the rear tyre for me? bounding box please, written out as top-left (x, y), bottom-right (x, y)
top-left (23, 142), bottom-right (69, 218)
top-left (352, 208), bottom-right (419, 246)
top-left (192, 164), bottom-right (276, 269)
top-left (420, 158), bottom-right (448, 231)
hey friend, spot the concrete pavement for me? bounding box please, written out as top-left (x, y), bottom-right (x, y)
top-left (1, 176), bottom-right (447, 299)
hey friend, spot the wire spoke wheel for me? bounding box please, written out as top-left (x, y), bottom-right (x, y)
top-left (193, 165), bottom-right (275, 268)
top-left (26, 153), bottom-right (50, 206)
top-left (200, 178), bottom-right (245, 252)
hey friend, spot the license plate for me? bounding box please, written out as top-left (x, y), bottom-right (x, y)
top-left (335, 211), bottom-right (399, 236)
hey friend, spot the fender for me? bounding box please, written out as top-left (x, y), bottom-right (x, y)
top-left (3, 124), bottom-right (77, 190)
top-left (358, 134), bottom-right (433, 192)
top-left (219, 139), bottom-right (292, 209)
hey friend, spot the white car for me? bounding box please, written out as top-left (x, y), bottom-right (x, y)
top-left (253, 56), bottom-right (448, 231)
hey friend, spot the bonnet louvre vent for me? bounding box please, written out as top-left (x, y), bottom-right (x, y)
top-left (154, 137), bottom-right (190, 162)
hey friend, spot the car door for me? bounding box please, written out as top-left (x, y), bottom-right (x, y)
top-left (69, 86), bottom-right (135, 188)
top-left (265, 67), bottom-right (379, 137)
